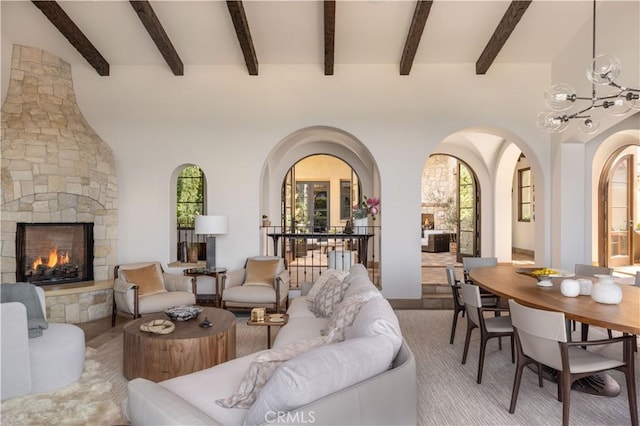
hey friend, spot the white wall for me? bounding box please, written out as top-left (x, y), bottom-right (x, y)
top-left (46, 63), bottom-right (547, 299)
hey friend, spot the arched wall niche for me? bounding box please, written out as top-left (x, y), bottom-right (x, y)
top-left (260, 126), bottom-right (381, 226)
top-left (431, 125), bottom-right (547, 264)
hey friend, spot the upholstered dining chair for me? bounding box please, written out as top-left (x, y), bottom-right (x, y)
top-left (574, 263), bottom-right (614, 336)
top-left (574, 263), bottom-right (613, 277)
top-left (112, 261), bottom-right (196, 326)
top-left (507, 299), bottom-right (637, 426)
top-left (462, 256), bottom-right (499, 306)
top-left (446, 265), bottom-right (466, 345)
top-left (446, 265), bottom-right (498, 345)
top-left (460, 282), bottom-right (514, 384)
top-left (462, 256), bottom-right (498, 283)
top-left (221, 256), bottom-right (289, 313)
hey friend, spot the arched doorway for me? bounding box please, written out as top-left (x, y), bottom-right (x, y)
top-left (259, 126), bottom-right (382, 289)
top-left (421, 155), bottom-right (480, 264)
top-left (281, 155), bottom-right (360, 233)
top-left (599, 145), bottom-right (640, 269)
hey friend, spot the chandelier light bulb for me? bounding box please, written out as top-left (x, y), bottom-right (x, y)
top-left (578, 118), bottom-right (600, 134)
top-left (586, 54), bottom-right (622, 85)
top-left (537, 112), bottom-right (568, 133)
top-left (604, 98), bottom-right (632, 116)
top-left (544, 84), bottom-right (576, 111)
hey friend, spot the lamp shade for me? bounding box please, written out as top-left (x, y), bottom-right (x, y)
top-left (195, 215), bottom-right (228, 235)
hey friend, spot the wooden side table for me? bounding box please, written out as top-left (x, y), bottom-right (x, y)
top-left (123, 307), bottom-right (236, 382)
top-left (247, 313), bottom-right (289, 349)
top-left (183, 267), bottom-right (227, 307)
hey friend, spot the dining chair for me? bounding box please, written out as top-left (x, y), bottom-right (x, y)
top-left (574, 263), bottom-right (613, 277)
top-left (462, 256), bottom-right (500, 305)
top-left (573, 263), bottom-right (614, 335)
top-left (507, 299), bottom-right (637, 426)
top-left (446, 265), bottom-right (465, 345)
top-left (460, 283), bottom-right (514, 384)
top-left (462, 256), bottom-right (498, 283)
top-left (446, 265), bottom-right (498, 345)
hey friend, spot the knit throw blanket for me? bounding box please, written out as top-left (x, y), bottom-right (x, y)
top-left (1, 282), bottom-right (49, 337)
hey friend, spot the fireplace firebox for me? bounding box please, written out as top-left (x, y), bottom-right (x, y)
top-left (16, 223), bottom-right (94, 286)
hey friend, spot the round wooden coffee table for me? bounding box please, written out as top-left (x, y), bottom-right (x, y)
top-left (123, 307), bottom-right (236, 382)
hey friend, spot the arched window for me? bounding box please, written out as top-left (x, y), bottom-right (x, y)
top-left (175, 165), bottom-right (206, 263)
top-left (177, 166), bottom-right (205, 229)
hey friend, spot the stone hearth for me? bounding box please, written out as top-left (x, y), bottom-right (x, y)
top-left (1, 45), bottom-right (118, 322)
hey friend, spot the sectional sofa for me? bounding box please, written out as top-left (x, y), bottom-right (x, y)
top-left (124, 264), bottom-right (417, 425)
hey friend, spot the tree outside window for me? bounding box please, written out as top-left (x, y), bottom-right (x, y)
top-left (177, 166), bottom-right (205, 229)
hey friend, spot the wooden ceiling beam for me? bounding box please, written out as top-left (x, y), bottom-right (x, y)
top-left (400, 0), bottom-right (433, 76)
top-left (476, 0), bottom-right (532, 75)
top-left (324, 0), bottom-right (336, 76)
top-left (130, 1), bottom-right (183, 76)
top-left (226, 0), bottom-right (258, 75)
top-left (31, 1), bottom-right (109, 76)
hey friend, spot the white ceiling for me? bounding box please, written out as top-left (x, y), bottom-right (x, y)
top-left (1, 0), bottom-right (600, 72)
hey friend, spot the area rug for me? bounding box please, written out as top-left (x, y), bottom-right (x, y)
top-left (0, 348), bottom-right (124, 426)
top-left (2, 311), bottom-right (638, 425)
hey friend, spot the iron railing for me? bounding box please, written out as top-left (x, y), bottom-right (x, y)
top-left (260, 225), bottom-right (380, 288)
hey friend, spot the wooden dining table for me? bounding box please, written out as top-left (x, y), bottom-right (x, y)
top-left (469, 265), bottom-right (640, 397)
top-left (469, 265), bottom-right (640, 335)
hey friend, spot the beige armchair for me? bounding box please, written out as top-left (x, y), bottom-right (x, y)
top-left (112, 261), bottom-right (196, 326)
top-left (221, 256), bottom-right (289, 313)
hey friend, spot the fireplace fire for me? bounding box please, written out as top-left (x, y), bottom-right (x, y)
top-left (16, 223), bottom-right (94, 286)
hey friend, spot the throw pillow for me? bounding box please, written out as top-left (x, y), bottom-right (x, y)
top-left (307, 269), bottom-right (348, 302)
top-left (122, 264), bottom-right (166, 296)
top-left (244, 259), bottom-right (280, 287)
top-left (215, 336), bottom-right (330, 409)
top-left (308, 275), bottom-right (350, 318)
top-left (245, 335), bottom-right (396, 426)
top-left (346, 296), bottom-right (403, 355)
top-left (322, 291), bottom-right (381, 342)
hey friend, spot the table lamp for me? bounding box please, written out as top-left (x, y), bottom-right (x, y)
top-left (195, 215), bottom-right (228, 270)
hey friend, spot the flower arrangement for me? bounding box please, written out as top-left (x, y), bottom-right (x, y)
top-left (353, 196), bottom-right (380, 220)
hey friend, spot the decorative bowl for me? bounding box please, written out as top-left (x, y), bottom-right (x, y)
top-left (535, 275), bottom-right (553, 287)
top-left (165, 305), bottom-right (203, 321)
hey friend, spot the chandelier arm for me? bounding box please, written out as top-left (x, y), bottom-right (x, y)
top-left (608, 81), bottom-right (640, 92)
top-left (594, 93), bottom-right (625, 101)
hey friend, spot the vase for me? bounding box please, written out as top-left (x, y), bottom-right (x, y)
top-left (577, 278), bottom-right (593, 295)
top-left (560, 279), bottom-right (580, 297)
top-left (353, 218), bottom-right (368, 235)
top-left (591, 274), bottom-right (622, 304)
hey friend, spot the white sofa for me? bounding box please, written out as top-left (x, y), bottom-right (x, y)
top-left (125, 264), bottom-right (417, 425)
top-left (1, 284), bottom-right (86, 400)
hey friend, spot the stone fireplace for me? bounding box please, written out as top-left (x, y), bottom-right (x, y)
top-left (1, 45), bottom-right (118, 322)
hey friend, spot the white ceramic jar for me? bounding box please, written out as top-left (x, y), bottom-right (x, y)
top-left (590, 275), bottom-right (622, 304)
top-left (577, 278), bottom-right (593, 295)
top-left (560, 279), bottom-right (580, 297)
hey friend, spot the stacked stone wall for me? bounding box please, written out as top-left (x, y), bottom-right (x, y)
top-left (421, 155), bottom-right (457, 231)
top-left (1, 45), bottom-right (118, 322)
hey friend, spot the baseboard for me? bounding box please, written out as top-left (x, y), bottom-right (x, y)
top-left (388, 299), bottom-right (424, 309)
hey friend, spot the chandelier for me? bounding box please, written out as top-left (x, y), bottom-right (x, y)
top-left (537, 0), bottom-right (640, 134)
